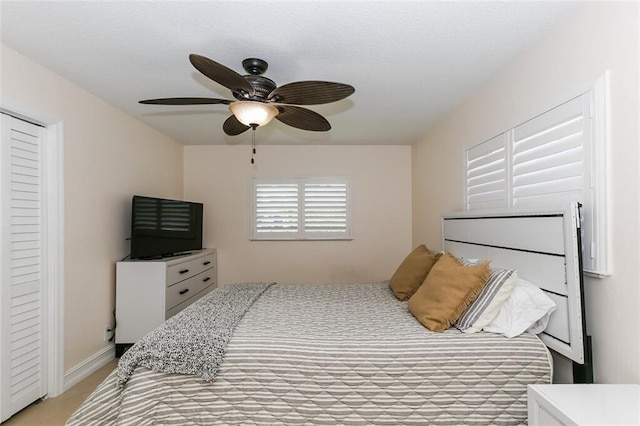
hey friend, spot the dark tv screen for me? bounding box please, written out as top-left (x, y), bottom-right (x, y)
top-left (130, 195), bottom-right (203, 259)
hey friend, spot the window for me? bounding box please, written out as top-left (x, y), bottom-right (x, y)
top-left (464, 76), bottom-right (609, 276)
top-left (250, 177), bottom-right (351, 240)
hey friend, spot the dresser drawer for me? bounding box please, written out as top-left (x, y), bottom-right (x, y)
top-left (166, 253), bottom-right (215, 286)
top-left (166, 285), bottom-right (215, 319)
top-left (165, 268), bottom-right (215, 311)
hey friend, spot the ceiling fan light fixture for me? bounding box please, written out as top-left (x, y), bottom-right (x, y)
top-left (229, 101), bottom-right (279, 127)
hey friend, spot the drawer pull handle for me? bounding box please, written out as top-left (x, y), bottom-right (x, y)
top-left (179, 288), bottom-right (189, 295)
top-left (203, 261), bottom-right (211, 266)
top-left (203, 277), bottom-right (211, 282)
top-left (179, 269), bottom-right (189, 274)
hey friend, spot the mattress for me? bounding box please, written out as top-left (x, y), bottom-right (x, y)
top-left (68, 282), bottom-right (552, 425)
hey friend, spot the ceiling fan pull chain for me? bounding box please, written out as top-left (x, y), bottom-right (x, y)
top-left (251, 127), bottom-right (256, 164)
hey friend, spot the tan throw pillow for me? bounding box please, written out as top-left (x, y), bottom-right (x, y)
top-left (408, 253), bottom-right (491, 332)
top-left (389, 245), bottom-right (442, 301)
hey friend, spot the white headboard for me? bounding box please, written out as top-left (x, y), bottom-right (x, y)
top-left (442, 202), bottom-right (587, 365)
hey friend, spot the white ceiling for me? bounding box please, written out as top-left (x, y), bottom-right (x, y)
top-left (1, 1), bottom-right (580, 146)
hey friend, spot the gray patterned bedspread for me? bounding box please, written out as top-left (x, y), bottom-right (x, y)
top-left (68, 282), bottom-right (552, 425)
top-left (116, 282), bottom-right (274, 385)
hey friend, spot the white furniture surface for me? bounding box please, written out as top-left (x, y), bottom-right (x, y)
top-left (528, 384), bottom-right (640, 426)
top-left (115, 248), bottom-right (217, 353)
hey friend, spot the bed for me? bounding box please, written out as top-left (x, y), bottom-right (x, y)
top-left (67, 203), bottom-right (588, 425)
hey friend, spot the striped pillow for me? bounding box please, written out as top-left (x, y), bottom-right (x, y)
top-left (455, 268), bottom-right (517, 333)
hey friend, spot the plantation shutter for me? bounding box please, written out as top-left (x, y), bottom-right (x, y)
top-left (254, 183), bottom-right (300, 237)
top-left (466, 133), bottom-right (508, 210)
top-left (463, 83), bottom-right (608, 275)
top-left (511, 95), bottom-right (588, 208)
top-left (303, 181), bottom-right (349, 237)
top-left (252, 177), bottom-right (350, 240)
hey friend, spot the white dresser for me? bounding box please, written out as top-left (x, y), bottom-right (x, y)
top-left (115, 248), bottom-right (217, 356)
top-left (528, 384), bottom-right (640, 426)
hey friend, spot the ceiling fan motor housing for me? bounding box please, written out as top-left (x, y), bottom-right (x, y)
top-left (231, 58), bottom-right (279, 102)
top-left (234, 75), bottom-right (277, 101)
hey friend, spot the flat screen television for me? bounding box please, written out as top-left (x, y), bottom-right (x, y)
top-left (130, 195), bottom-right (203, 259)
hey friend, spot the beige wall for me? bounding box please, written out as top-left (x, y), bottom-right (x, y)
top-left (412, 3), bottom-right (639, 384)
top-left (184, 145), bottom-right (412, 285)
top-left (1, 44), bottom-right (184, 371)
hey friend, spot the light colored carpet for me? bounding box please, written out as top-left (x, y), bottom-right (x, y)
top-left (3, 359), bottom-right (118, 426)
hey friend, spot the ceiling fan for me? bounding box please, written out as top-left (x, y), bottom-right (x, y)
top-left (139, 54), bottom-right (355, 136)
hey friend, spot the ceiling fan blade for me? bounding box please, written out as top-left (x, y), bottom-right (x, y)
top-left (275, 105), bottom-right (331, 131)
top-left (139, 97), bottom-right (232, 105)
top-left (189, 54), bottom-right (255, 97)
top-left (268, 81), bottom-right (355, 105)
top-left (223, 115), bottom-right (251, 136)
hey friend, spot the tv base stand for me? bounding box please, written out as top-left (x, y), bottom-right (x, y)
top-left (115, 249), bottom-right (217, 356)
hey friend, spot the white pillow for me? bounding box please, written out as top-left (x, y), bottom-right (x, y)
top-left (483, 277), bottom-right (556, 338)
top-left (455, 268), bottom-right (517, 333)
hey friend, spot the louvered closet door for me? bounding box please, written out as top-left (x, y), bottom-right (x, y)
top-left (1, 113), bottom-right (47, 421)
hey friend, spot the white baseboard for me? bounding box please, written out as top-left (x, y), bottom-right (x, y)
top-left (63, 344), bottom-right (115, 391)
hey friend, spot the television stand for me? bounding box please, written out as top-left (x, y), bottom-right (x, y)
top-left (115, 248), bottom-right (217, 356)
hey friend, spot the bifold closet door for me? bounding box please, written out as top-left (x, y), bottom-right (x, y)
top-left (1, 113), bottom-right (47, 422)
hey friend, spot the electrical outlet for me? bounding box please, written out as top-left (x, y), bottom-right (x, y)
top-left (104, 326), bottom-right (113, 342)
